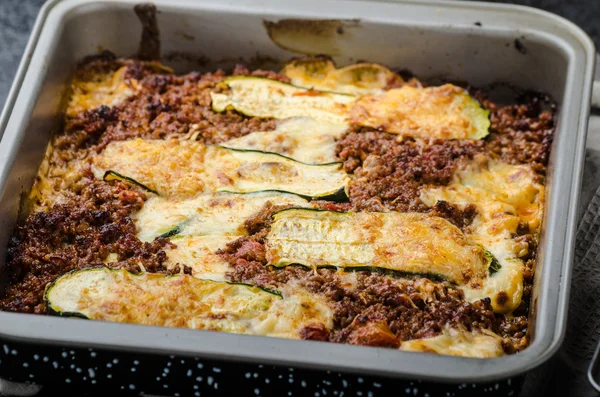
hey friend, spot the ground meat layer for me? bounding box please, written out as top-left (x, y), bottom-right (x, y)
top-left (59, 54), bottom-right (290, 161)
top-left (220, 229), bottom-right (522, 352)
top-left (226, 256), bottom-right (498, 348)
top-left (0, 178), bottom-right (181, 314)
top-left (0, 57), bottom-right (553, 355)
top-left (337, 130), bottom-right (485, 213)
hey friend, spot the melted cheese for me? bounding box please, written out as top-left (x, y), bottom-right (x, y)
top-left (253, 279), bottom-right (334, 338)
top-left (266, 209), bottom-right (490, 286)
top-left (66, 66), bottom-right (140, 117)
top-left (400, 327), bottom-right (504, 358)
top-left (134, 191), bottom-right (309, 242)
top-left (135, 192), bottom-right (310, 280)
top-left (163, 235), bottom-right (232, 281)
top-left (27, 139), bottom-right (91, 212)
top-left (420, 156), bottom-right (544, 312)
top-left (281, 59), bottom-right (404, 95)
top-left (211, 76), bottom-right (356, 124)
top-left (30, 67), bottom-right (143, 211)
top-left (350, 84), bottom-right (490, 140)
top-left (92, 139), bottom-right (349, 199)
top-left (211, 77), bottom-right (489, 140)
top-left (222, 117), bottom-right (347, 164)
top-left (46, 268), bottom-right (333, 339)
top-left (34, 61), bottom-right (540, 357)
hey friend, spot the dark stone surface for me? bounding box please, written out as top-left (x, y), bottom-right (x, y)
top-left (0, 0), bottom-right (45, 108)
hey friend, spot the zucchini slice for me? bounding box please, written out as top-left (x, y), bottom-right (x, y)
top-left (134, 191), bottom-right (310, 242)
top-left (136, 192), bottom-right (312, 281)
top-left (45, 268), bottom-right (333, 339)
top-left (281, 59), bottom-right (404, 95)
top-left (46, 267), bottom-right (277, 327)
top-left (349, 84), bottom-right (490, 140)
top-left (211, 76), bottom-right (489, 140)
top-left (215, 147), bottom-right (348, 200)
top-left (211, 76), bottom-right (355, 125)
top-left (221, 117), bottom-right (347, 165)
top-left (92, 139), bottom-right (350, 200)
top-left (103, 170), bottom-right (158, 195)
top-left (265, 209), bottom-right (491, 286)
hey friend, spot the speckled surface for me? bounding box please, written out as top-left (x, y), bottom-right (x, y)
top-left (0, 1), bottom-right (598, 396)
top-left (0, 338), bottom-right (522, 396)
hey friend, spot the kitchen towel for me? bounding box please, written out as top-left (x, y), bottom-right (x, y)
top-left (520, 153), bottom-right (600, 397)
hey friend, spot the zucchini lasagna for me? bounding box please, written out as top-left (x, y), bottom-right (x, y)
top-left (0, 53), bottom-right (553, 358)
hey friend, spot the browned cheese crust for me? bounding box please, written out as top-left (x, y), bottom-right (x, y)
top-left (0, 54), bottom-right (554, 354)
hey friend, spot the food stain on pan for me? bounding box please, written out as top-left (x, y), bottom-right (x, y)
top-left (175, 31), bottom-right (196, 41)
top-left (514, 37), bottom-right (527, 55)
top-left (134, 3), bottom-right (161, 60)
top-left (162, 52), bottom-right (281, 73)
top-left (246, 53), bottom-right (282, 69)
top-left (163, 52), bottom-right (210, 67)
top-left (264, 19), bottom-right (361, 56)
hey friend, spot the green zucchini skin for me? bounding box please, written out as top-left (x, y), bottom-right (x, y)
top-left (217, 146), bottom-right (343, 167)
top-left (212, 76), bottom-right (490, 140)
top-left (101, 143), bottom-right (348, 201)
top-left (316, 187), bottom-right (348, 203)
top-left (45, 267), bottom-right (101, 318)
top-left (272, 258), bottom-right (450, 283)
top-left (486, 250), bottom-right (502, 275)
top-left (269, 207), bottom-right (500, 276)
top-left (217, 187), bottom-right (348, 203)
top-left (226, 281), bottom-right (282, 298)
top-left (266, 208), bottom-right (494, 286)
top-left (210, 76), bottom-right (355, 125)
top-left (44, 267), bottom-right (283, 320)
top-left (157, 225), bottom-right (182, 239)
top-left (103, 170), bottom-right (158, 195)
top-left (342, 266), bottom-right (449, 283)
top-left (273, 256), bottom-right (490, 285)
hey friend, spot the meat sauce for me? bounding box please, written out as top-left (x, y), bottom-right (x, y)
top-left (0, 55), bottom-right (554, 354)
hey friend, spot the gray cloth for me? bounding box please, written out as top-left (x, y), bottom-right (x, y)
top-left (0, 380), bottom-right (40, 397)
top-left (521, 181), bottom-right (600, 396)
top-left (560, 181), bottom-right (600, 394)
top-left (0, 0), bottom-right (45, 109)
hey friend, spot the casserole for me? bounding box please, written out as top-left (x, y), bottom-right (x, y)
top-left (0, 0), bottom-right (594, 391)
top-left (11, 52), bottom-right (537, 358)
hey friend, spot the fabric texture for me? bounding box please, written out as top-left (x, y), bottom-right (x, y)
top-left (520, 180), bottom-right (600, 396)
top-left (0, 379), bottom-right (40, 397)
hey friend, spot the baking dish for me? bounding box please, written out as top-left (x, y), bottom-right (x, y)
top-left (0, 0), bottom-right (594, 392)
